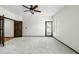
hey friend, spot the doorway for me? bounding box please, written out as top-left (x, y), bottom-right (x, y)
top-left (45, 21), bottom-right (53, 37)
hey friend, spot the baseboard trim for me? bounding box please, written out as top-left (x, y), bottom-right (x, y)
top-left (23, 35), bottom-right (45, 37)
top-left (52, 36), bottom-right (79, 54)
top-left (4, 37), bottom-right (14, 38)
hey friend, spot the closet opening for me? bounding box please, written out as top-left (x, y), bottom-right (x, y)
top-left (0, 15), bottom-right (22, 46)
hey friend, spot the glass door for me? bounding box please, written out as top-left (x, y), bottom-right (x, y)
top-left (45, 21), bottom-right (53, 37)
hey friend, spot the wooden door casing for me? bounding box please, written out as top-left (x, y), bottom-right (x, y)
top-left (0, 16), bottom-right (4, 46)
top-left (45, 21), bottom-right (53, 37)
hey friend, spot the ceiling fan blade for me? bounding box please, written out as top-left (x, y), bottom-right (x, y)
top-left (22, 5), bottom-right (30, 9)
top-left (34, 10), bottom-right (41, 13)
top-left (24, 10), bottom-right (30, 12)
top-left (32, 5), bottom-right (38, 10)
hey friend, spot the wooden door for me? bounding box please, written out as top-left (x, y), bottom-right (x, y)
top-left (14, 21), bottom-right (22, 37)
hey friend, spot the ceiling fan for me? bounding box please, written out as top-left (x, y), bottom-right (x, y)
top-left (22, 5), bottom-right (41, 14)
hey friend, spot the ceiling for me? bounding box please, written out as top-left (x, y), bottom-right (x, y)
top-left (0, 5), bottom-right (65, 17)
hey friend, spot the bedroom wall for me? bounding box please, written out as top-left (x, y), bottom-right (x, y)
top-left (23, 14), bottom-right (52, 36)
top-left (53, 5), bottom-right (79, 52)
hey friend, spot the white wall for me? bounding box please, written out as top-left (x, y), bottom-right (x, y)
top-left (0, 7), bottom-right (22, 21)
top-left (4, 19), bottom-right (14, 37)
top-left (53, 6), bottom-right (79, 52)
top-left (23, 14), bottom-right (52, 36)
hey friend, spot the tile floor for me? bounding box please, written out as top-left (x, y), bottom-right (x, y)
top-left (0, 37), bottom-right (76, 54)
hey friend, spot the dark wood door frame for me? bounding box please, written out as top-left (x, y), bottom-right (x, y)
top-left (0, 15), bottom-right (4, 46)
top-left (45, 21), bottom-right (53, 37)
